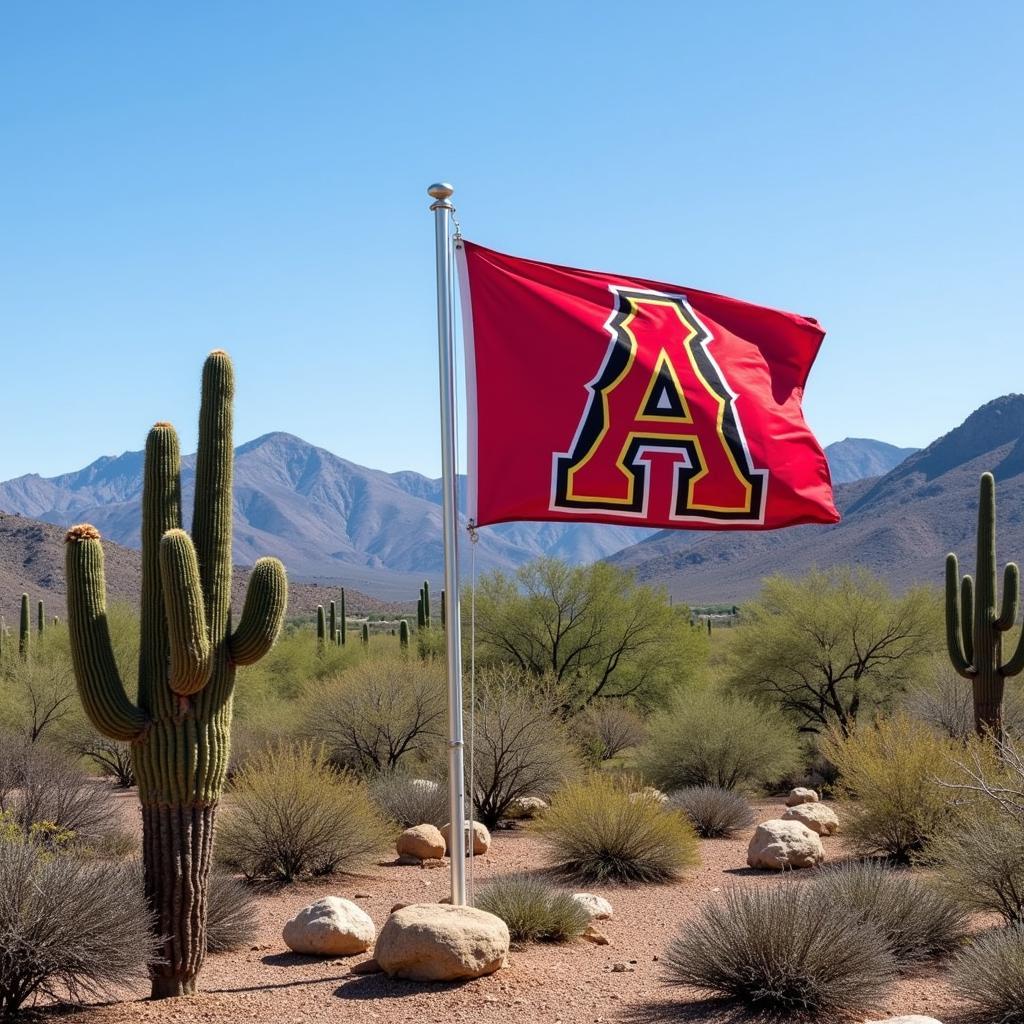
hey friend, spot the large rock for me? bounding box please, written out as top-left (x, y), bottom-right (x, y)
top-left (863, 1018), bottom-right (945, 1024)
top-left (506, 796), bottom-right (548, 819)
top-left (571, 893), bottom-right (613, 920)
top-left (375, 903), bottom-right (509, 981)
top-left (747, 819), bottom-right (825, 870)
top-left (786, 787), bottom-right (819, 807)
top-left (782, 802), bottom-right (839, 836)
top-left (396, 824), bottom-right (446, 861)
top-left (442, 820), bottom-right (491, 856)
top-left (282, 897), bottom-right (375, 956)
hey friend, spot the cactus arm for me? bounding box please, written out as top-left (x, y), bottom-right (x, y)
top-left (997, 562), bottom-right (1020, 631)
top-left (159, 529), bottom-right (212, 695)
top-left (945, 554), bottom-right (975, 677)
top-left (229, 557), bottom-right (287, 665)
top-left (1001, 622), bottom-right (1024, 676)
top-left (961, 574), bottom-right (975, 666)
top-left (65, 526), bottom-right (149, 740)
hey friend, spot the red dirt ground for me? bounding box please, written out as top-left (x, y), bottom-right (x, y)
top-left (53, 798), bottom-right (968, 1024)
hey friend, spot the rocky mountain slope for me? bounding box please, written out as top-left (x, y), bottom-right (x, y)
top-left (824, 437), bottom-right (918, 483)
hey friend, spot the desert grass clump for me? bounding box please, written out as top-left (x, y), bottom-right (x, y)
top-left (206, 870), bottom-right (259, 953)
top-left (536, 774), bottom-right (698, 884)
top-left (668, 785), bottom-right (754, 839)
top-left (368, 771), bottom-right (448, 828)
top-left (475, 873), bottom-right (590, 943)
top-left (663, 883), bottom-right (897, 1019)
top-left (951, 925), bottom-right (1024, 1024)
top-left (0, 838), bottom-right (154, 1018)
top-left (814, 860), bottom-right (966, 965)
top-left (216, 743), bottom-right (391, 882)
top-left (821, 714), bottom-right (955, 863)
top-left (640, 689), bottom-right (801, 792)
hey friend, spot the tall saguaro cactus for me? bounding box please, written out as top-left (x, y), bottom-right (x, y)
top-left (19, 594), bottom-right (29, 658)
top-left (64, 351), bottom-right (287, 998)
top-left (946, 472), bottom-right (1024, 737)
top-left (316, 604), bottom-right (326, 649)
top-left (339, 587), bottom-right (347, 645)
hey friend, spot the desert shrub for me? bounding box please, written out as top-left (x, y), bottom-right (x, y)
top-left (368, 771), bottom-right (448, 828)
top-left (470, 670), bottom-right (578, 828)
top-left (639, 689), bottom-right (801, 792)
top-left (536, 774), bottom-right (698, 884)
top-left (206, 870), bottom-right (259, 953)
top-left (821, 714), bottom-right (955, 863)
top-left (67, 730), bottom-right (135, 787)
top-left (668, 786), bottom-right (753, 839)
top-left (217, 742), bottom-right (391, 882)
top-left (0, 838), bottom-right (154, 1018)
top-left (306, 657), bottom-right (446, 773)
top-left (663, 882), bottom-right (897, 1018)
top-left (814, 860), bottom-right (965, 964)
top-left (475, 873), bottom-right (590, 943)
top-left (951, 925), bottom-right (1024, 1024)
top-left (576, 703), bottom-right (647, 763)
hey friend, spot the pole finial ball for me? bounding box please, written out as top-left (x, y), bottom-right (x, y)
top-left (428, 182), bottom-right (455, 200)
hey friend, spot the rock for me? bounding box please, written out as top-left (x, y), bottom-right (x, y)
top-left (396, 824), bottom-right (446, 861)
top-left (746, 819), bottom-right (825, 870)
top-left (375, 903), bottom-right (510, 981)
top-left (571, 893), bottom-right (613, 920)
top-left (629, 787), bottom-right (669, 804)
top-left (863, 1018), bottom-right (945, 1024)
top-left (506, 796), bottom-right (549, 819)
top-left (786, 787), bottom-right (819, 807)
top-left (442, 820), bottom-right (491, 856)
top-left (390, 902), bottom-right (411, 914)
top-left (349, 957), bottom-right (383, 975)
top-left (581, 924), bottom-right (610, 945)
top-left (282, 897), bottom-right (375, 956)
top-left (782, 802), bottom-right (839, 836)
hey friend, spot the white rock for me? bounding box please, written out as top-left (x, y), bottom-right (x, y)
top-left (863, 1017), bottom-right (945, 1024)
top-left (571, 893), bottom-right (613, 920)
top-left (442, 820), bottom-right (491, 855)
top-left (782, 801), bottom-right (839, 836)
top-left (506, 796), bottom-right (549, 819)
top-left (396, 824), bottom-right (446, 861)
top-left (375, 903), bottom-right (509, 981)
top-left (282, 897), bottom-right (375, 956)
top-left (747, 819), bottom-right (825, 870)
top-left (786, 787), bottom-right (819, 807)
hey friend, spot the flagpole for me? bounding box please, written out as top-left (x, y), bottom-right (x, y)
top-left (428, 181), bottom-right (467, 905)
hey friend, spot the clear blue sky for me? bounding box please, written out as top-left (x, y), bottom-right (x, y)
top-left (1, 2), bottom-right (1021, 481)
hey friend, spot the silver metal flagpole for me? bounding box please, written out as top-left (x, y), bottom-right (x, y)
top-left (428, 181), bottom-right (467, 905)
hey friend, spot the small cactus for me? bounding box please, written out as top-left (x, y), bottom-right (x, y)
top-left (399, 619), bottom-right (410, 649)
top-left (361, 622), bottom-right (369, 645)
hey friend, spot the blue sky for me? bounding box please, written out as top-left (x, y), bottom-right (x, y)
top-left (1, 2), bottom-right (1021, 481)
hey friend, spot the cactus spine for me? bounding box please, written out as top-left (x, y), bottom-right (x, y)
top-left (399, 618), bottom-right (410, 649)
top-left (64, 352), bottom-right (287, 998)
top-left (339, 587), bottom-right (347, 645)
top-left (19, 594), bottom-right (29, 658)
top-left (946, 472), bottom-right (1024, 738)
top-left (316, 604), bottom-right (326, 649)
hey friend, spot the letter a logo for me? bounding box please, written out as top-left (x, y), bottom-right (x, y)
top-left (551, 287), bottom-right (768, 523)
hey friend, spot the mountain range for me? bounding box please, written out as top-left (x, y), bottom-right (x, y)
top-left (822, 437), bottom-right (919, 483)
top-left (610, 395), bottom-right (1024, 602)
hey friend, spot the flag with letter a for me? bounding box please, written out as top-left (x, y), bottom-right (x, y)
top-left (458, 242), bottom-right (839, 531)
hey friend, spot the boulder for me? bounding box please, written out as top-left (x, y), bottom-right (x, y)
top-left (282, 897), bottom-right (375, 956)
top-left (747, 819), bottom-right (825, 870)
top-left (571, 893), bottom-right (613, 920)
top-left (863, 1018), bottom-right (945, 1024)
top-left (785, 787), bottom-right (819, 807)
top-left (782, 802), bottom-right (839, 836)
top-left (442, 820), bottom-right (491, 856)
top-left (396, 824), bottom-right (446, 861)
top-left (375, 903), bottom-right (509, 981)
top-left (506, 796), bottom-right (549, 819)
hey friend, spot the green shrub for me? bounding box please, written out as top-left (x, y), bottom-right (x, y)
top-left (217, 743), bottom-right (391, 882)
top-left (951, 925), bottom-right (1024, 1024)
top-left (664, 882), bottom-right (897, 1018)
top-left (575, 704), bottom-right (647, 763)
top-left (368, 772), bottom-right (448, 828)
top-left (536, 774), bottom-right (699, 884)
top-left (0, 838), bottom-right (154, 1018)
top-left (821, 714), bottom-right (955, 863)
top-left (475, 873), bottom-right (590, 943)
top-left (814, 860), bottom-right (966, 965)
top-left (306, 657), bottom-right (446, 773)
top-left (639, 689), bottom-right (801, 792)
top-left (668, 786), bottom-right (753, 838)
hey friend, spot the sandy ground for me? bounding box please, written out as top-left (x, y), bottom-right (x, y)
top-left (45, 797), bottom-right (968, 1024)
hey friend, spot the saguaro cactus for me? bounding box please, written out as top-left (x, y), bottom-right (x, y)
top-left (339, 587), bottom-right (347, 645)
top-left (361, 621), bottom-right (369, 645)
top-left (37, 599), bottom-right (44, 636)
top-left (19, 594), bottom-right (29, 658)
top-left (417, 593), bottom-right (426, 630)
top-left (64, 351), bottom-right (287, 998)
top-left (946, 472), bottom-right (1024, 737)
top-left (316, 604), bottom-right (326, 649)
top-left (422, 579), bottom-right (431, 627)
top-left (399, 618), bottom-right (410, 649)
top-left (328, 600), bottom-right (337, 642)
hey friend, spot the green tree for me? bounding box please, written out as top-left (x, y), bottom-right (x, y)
top-left (473, 558), bottom-right (704, 712)
top-left (728, 568), bottom-right (941, 735)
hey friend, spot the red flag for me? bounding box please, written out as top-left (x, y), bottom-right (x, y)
top-left (458, 241), bottom-right (839, 531)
